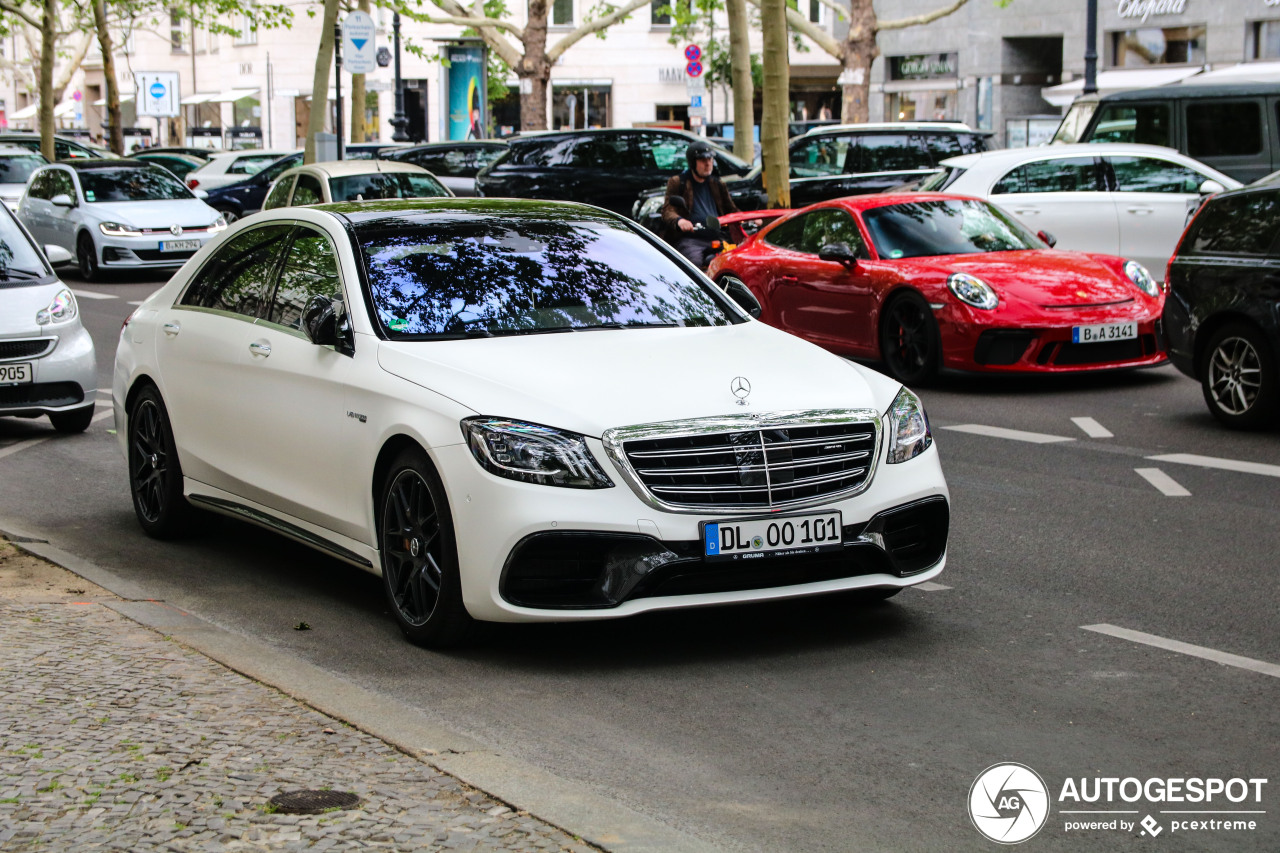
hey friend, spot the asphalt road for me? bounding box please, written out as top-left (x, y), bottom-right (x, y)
top-left (3, 271), bottom-right (1277, 852)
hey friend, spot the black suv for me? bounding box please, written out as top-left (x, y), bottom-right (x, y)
top-left (474, 128), bottom-right (755, 215)
top-left (0, 132), bottom-right (111, 160)
top-left (1165, 183), bottom-right (1280, 428)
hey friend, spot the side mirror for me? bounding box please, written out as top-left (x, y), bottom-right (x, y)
top-left (720, 277), bottom-right (762, 319)
top-left (817, 241), bottom-right (859, 264)
top-left (302, 294), bottom-right (348, 352)
top-left (50, 193), bottom-right (75, 208)
top-left (1038, 230), bottom-right (1058, 248)
top-left (193, 189), bottom-right (209, 200)
top-left (44, 245), bottom-right (74, 267)
top-left (1199, 179), bottom-right (1226, 195)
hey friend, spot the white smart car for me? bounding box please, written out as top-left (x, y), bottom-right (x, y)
top-left (113, 199), bottom-right (949, 647)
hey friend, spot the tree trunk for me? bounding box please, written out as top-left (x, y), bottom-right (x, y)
top-left (91, 0), bottom-right (123, 155)
top-left (760, 0), bottom-right (790, 208)
top-left (305, 0), bottom-right (342, 163)
top-left (349, 0), bottom-right (369, 143)
top-left (839, 0), bottom-right (878, 124)
top-left (518, 0), bottom-right (550, 131)
top-left (725, 0), bottom-right (754, 165)
top-left (38, 0), bottom-right (56, 160)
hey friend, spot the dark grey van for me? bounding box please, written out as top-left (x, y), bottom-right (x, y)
top-left (1052, 83), bottom-right (1280, 184)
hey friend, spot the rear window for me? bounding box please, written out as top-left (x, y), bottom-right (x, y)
top-left (1182, 190), bottom-right (1280, 256)
top-left (1089, 103), bottom-right (1171, 147)
top-left (0, 154), bottom-right (45, 184)
top-left (501, 138), bottom-right (579, 168)
top-left (1187, 102), bottom-right (1263, 158)
top-left (921, 133), bottom-right (987, 160)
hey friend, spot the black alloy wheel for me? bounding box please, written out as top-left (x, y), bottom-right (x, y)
top-left (879, 291), bottom-right (941, 386)
top-left (127, 385), bottom-right (193, 537)
top-left (76, 232), bottom-right (99, 282)
top-left (49, 404), bottom-right (94, 433)
top-left (1201, 323), bottom-right (1278, 429)
top-left (378, 449), bottom-right (473, 647)
top-left (217, 207), bottom-right (240, 224)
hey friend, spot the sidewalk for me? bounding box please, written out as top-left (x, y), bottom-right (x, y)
top-left (0, 538), bottom-right (598, 852)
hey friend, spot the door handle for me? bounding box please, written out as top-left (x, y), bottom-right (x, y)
top-left (162, 322), bottom-right (180, 336)
top-left (1012, 208), bottom-right (1039, 215)
top-left (779, 275), bottom-right (799, 283)
top-left (248, 341), bottom-right (272, 358)
top-left (1125, 207), bottom-right (1154, 215)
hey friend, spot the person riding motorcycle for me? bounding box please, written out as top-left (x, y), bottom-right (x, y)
top-left (661, 141), bottom-right (741, 270)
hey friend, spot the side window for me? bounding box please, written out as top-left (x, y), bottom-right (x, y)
top-left (514, 138), bottom-right (578, 167)
top-left (26, 172), bottom-right (50, 200)
top-left (51, 171), bottom-right (77, 199)
top-left (267, 228), bottom-right (343, 331)
top-left (54, 140), bottom-right (72, 160)
top-left (1183, 191), bottom-right (1280, 256)
top-left (227, 156), bottom-right (267, 175)
top-left (476, 146), bottom-right (506, 170)
top-left (262, 177), bottom-right (295, 209)
top-left (1187, 101), bottom-right (1263, 158)
top-left (763, 214), bottom-right (811, 252)
top-left (801, 209), bottom-right (866, 256)
top-left (991, 157), bottom-right (1103, 194)
top-left (854, 135), bottom-right (930, 174)
top-left (178, 225), bottom-right (293, 316)
top-left (1108, 156), bottom-right (1204, 194)
top-left (636, 136), bottom-right (687, 172)
top-left (258, 156), bottom-right (300, 184)
top-left (291, 173), bottom-right (325, 206)
top-left (791, 136), bottom-right (852, 178)
top-left (1090, 103), bottom-right (1171, 146)
top-left (572, 136), bottom-right (641, 169)
top-left (439, 151), bottom-right (469, 176)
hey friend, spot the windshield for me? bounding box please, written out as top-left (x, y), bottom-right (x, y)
top-left (862, 199), bottom-right (1044, 259)
top-left (330, 172), bottom-right (450, 202)
top-left (0, 154), bottom-right (46, 185)
top-left (357, 211), bottom-right (738, 338)
top-left (79, 167), bottom-right (192, 202)
top-left (1050, 100), bottom-right (1098, 145)
top-left (917, 167), bottom-right (966, 192)
top-left (0, 208), bottom-right (50, 279)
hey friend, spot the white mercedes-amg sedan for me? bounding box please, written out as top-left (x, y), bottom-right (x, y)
top-left (113, 199), bottom-right (949, 647)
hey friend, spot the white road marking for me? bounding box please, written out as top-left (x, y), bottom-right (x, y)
top-left (1134, 467), bottom-right (1190, 497)
top-left (912, 582), bottom-right (951, 592)
top-left (1147, 453), bottom-right (1280, 479)
top-left (1082, 624), bottom-right (1280, 679)
top-left (0, 437), bottom-right (50, 460)
top-left (941, 424), bottom-right (1075, 444)
top-left (71, 289), bottom-right (117, 300)
top-left (1071, 416), bottom-right (1113, 438)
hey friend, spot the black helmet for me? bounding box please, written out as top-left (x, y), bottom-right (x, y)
top-left (686, 141), bottom-right (715, 171)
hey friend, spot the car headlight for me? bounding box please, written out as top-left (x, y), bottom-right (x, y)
top-left (36, 288), bottom-right (77, 325)
top-left (462, 417), bottom-right (614, 489)
top-left (208, 216), bottom-right (228, 233)
top-left (946, 272), bottom-right (998, 310)
top-left (636, 194), bottom-right (664, 223)
top-left (885, 387), bottom-right (932, 464)
top-left (1124, 260), bottom-right (1159, 297)
top-left (99, 221), bottom-right (142, 237)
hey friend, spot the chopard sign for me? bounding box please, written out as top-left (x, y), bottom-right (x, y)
top-left (1117, 0), bottom-right (1187, 21)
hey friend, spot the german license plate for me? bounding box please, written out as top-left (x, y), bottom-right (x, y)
top-left (702, 510), bottom-right (843, 562)
top-left (1072, 322), bottom-right (1136, 344)
top-left (0, 362), bottom-right (33, 384)
top-left (160, 239), bottom-right (200, 252)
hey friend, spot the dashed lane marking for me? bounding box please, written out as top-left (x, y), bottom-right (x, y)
top-left (128, 300), bottom-right (146, 306)
top-left (912, 582), bottom-right (951, 592)
top-left (1135, 467), bottom-right (1190, 497)
top-left (1082, 623), bottom-right (1280, 679)
top-left (1071, 416), bottom-right (1113, 438)
top-left (1147, 453), bottom-right (1280, 479)
top-left (0, 437), bottom-right (51, 460)
top-left (940, 424), bottom-right (1075, 444)
top-left (70, 289), bottom-right (117, 300)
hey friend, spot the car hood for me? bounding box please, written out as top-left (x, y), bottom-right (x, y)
top-left (898, 250), bottom-right (1139, 306)
top-left (377, 321), bottom-right (903, 437)
top-left (0, 281), bottom-right (71, 335)
top-left (85, 198), bottom-right (221, 228)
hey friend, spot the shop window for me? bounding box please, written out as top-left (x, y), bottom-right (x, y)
top-left (552, 0), bottom-right (573, 26)
top-left (1110, 26), bottom-right (1206, 67)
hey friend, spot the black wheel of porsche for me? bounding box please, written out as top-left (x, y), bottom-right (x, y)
top-left (880, 291), bottom-right (940, 386)
top-left (378, 449), bottom-right (473, 647)
top-left (128, 385), bottom-right (194, 538)
top-left (76, 232), bottom-right (100, 282)
top-left (1200, 322), bottom-right (1278, 429)
top-left (49, 404), bottom-right (94, 433)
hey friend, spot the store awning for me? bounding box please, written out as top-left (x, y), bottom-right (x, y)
top-left (208, 88), bottom-right (259, 103)
top-left (1177, 61), bottom-right (1280, 85)
top-left (1040, 66), bottom-right (1202, 108)
top-left (880, 78), bottom-right (961, 94)
top-left (9, 103), bottom-right (38, 119)
top-left (9, 101), bottom-right (78, 119)
top-left (53, 100), bottom-right (77, 117)
top-left (180, 92), bottom-right (219, 105)
top-left (91, 94), bottom-right (135, 107)
top-left (305, 88), bottom-right (339, 102)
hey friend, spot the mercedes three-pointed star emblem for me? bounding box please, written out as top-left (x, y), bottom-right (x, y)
top-left (730, 376), bottom-right (751, 405)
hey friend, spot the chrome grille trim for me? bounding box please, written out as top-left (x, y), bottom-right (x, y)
top-left (601, 408), bottom-right (882, 514)
top-left (0, 337), bottom-right (56, 362)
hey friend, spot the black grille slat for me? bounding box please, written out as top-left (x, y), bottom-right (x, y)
top-left (0, 339), bottom-right (54, 361)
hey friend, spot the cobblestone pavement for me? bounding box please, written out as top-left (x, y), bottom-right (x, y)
top-left (0, 543), bottom-right (598, 852)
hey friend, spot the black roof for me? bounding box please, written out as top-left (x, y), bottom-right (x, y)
top-left (53, 158), bottom-right (150, 170)
top-left (507, 127), bottom-right (697, 145)
top-left (1100, 81), bottom-right (1280, 102)
top-left (321, 197), bottom-right (626, 225)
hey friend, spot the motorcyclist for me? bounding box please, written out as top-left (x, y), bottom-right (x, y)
top-left (661, 141), bottom-right (741, 269)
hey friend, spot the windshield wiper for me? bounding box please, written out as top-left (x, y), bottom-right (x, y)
top-left (0, 268), bottom-right (45, 280)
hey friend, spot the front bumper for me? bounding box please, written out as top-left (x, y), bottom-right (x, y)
top-left (94, 231), bottom-right (218, 269)
top-left (0, 324), bottom-right (97, 417)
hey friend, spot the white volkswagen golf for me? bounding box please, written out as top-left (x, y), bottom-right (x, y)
top-left (113, 199), bottom-right (949, 647)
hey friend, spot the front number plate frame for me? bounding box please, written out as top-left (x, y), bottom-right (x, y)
top-left (0, 362), bottom-right (33, 384)
top-left (702, 510), bottom-right (843, 563)
top-left (160, 239), bottom-right (201, 252)
top-left (1072, 321), bottom-right (1137, 344)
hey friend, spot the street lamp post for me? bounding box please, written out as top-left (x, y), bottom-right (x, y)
top-left (390, 12), bottom-right (410, 142)
top-left (1083, 0), bottom-right (1098, 95)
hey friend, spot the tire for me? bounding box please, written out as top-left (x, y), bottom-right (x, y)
top-left (216, 207), bottom-right (240, 224)
top-left (49, 405), bottom-right (94, 433)
top-left (127, 385), bottom-right (194, 538)
top-left (76, 232), bottom-right (100, 282)
top-left (1200, 322), bottom-right (1278, 429)
top-left (378, 448), bottom-right (473, 648)
top-left (879, 291), bottom-right (941, 385)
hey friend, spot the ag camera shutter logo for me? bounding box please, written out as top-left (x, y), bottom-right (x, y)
top-left (969, 763), bottom-right (1050, 844)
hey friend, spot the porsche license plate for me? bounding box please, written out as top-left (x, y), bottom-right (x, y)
top-left (0, 362), bottom-right (33, 384)
top-left (160, 239), bottom-right (200, 252)
top-left (702, 510), bottom-right (843, 562)
top-left (1072, 322), bottom-right (1136, 344)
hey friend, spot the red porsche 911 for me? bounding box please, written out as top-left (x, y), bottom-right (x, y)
top-left (706, 193), bottom-right (1167, 384)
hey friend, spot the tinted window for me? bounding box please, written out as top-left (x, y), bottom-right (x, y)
top-left (258, 154), bottom-right (303, 183)
top-left (262, 177), bottom-right (294, 209)
top-left (1183, 191), bottom-right (1280, 256)
top-left (227, 154), bottom-right (279, 175)
top-left (26, 171), bottom-right (51, 200)
top-left (357, 213), bottom-right (736, 336)
top-left (801, 209), bottom-right (865, 256)
top-left (791, 136), bottom-right (852, 178)
top-left (292, 174), bottom-right (324, 205)
top-left (862, 199), bottom-right (1042, 259)
top-left (179, 225), bottom-right (293, 315)
top-left (991, 157), bottom-right (1103, 194)
top-left (635, 135), bottom-right (688, 172)
top-left (1187, 102), bottom-right (1263, 158)
top-left (79, 167), bottom-right (190, 202)
top-left (329, 172), bottom-right (450, 201)
top-left (571, 136), bottom-right (642, 170)
top-left (50, 171), bottom-right (76, 199)
top-left (855, 135), bottom-right (929, 173)
top-left (921, 133), bottom-right (986, 160)
top-left (1089, 103), bottom-right (1171, 146)
top-left (505, 138), bottom-right (579, 167)
top-left (1108, 156), bottom-right (1204, 193)
top-left (762, 215), bottom-right (808, 251)
top-left (0, 154), bottom-right (45, 184)
top-left (268, 229), bottom-right (343, 330)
